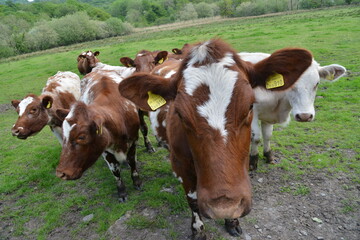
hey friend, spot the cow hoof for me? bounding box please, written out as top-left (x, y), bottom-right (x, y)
top-left (264, 151), bottom-right (279, 164)
top-left (225, 219), bottom-right (242, 237)
top-left (192, 232), bottom-right (207, 240)
top-left (146, 144), bottom-right (156, 153)
top-left (249, 154), bottom-right (259, 171)
top-left (118, 196), bottom-right (127, 202)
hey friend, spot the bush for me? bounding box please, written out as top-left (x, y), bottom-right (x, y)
top-left (24, 23), bottom-right (59, 51)
top-left (104, 18), bottom-right (133, 37)
top-left (176, 3), bottom-right (198, 21)
top-left (194, 2), bottom-right (215, 18)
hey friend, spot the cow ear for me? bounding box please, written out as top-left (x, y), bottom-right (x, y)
top-left (154, 51), bottom-right (168, 65)
top-left (91, 115), bottom-right (104, 135)
top-left (319, 64), bottom-right (346, 81)
top-left (56, 109), bottom-right (70, 122)
top-left (94, 51), bottom-right (100, 56)
top-left (172, 48), bottom-right (182, 54)
top-left (250, 48), bottom-right (313, 91)
top-left (42, 96), bottom-right (54, 109)
top-left (119, 73), bottom-right (177, 111)
top-left (120, 57), bottom-right (136, 68)
top-left (11, 100), bottom-right (20, 109)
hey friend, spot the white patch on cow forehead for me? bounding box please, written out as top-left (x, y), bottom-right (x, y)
top-left (19, 97), bottom-right (34, 116)
top-left (165, 70), bottom-right (176, 79)
top-left (62, 105), bottom-right (76, 142)
top-left (184, 53), bottom-right (238, 140)
top-left (62, 120), bottom-right (76, 143)
top-left (137, 53), bottom-right (145, 57)
top-left (86, 51), bottom-right (93, 56)
top-left (188, 41), bottom-right (210, 66)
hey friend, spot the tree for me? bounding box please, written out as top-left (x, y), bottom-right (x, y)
top-left (177, 3), bottom-right (198, 21)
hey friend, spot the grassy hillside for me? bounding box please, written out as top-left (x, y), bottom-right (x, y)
top-left (0, 6), bottom-right (359, 240)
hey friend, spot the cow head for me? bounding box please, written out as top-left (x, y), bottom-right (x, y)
top-left (288, 62), bottom-right (346, 122)
top-left (11, 94), bottom-right (52, 139)
top-left (120, 50), bottom-right (168, 73)
top-left (55, 102), bottom-right (108, 180)
top-left (77, 51), bottom-right (100, 75)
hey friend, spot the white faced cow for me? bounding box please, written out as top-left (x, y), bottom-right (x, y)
top-left (11, 71), bottom-right (80, 144)
top-left (118, 39), bottom-right (313, 239)
top-left (239, 52), bottom-right (347, 170)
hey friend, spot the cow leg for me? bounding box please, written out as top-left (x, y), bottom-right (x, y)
top-left (102, 152), bottom-right (127, 202)
top-left (224, 218), bottom-right (242, 237)
top-left (138, 109), bottom-right (156, 153)
top-left (126, 141), bottom-right (142, 190)
top-left (261, 122), bottom-right (277, 164)
top-left (250, 116), bottom-right (261, 171)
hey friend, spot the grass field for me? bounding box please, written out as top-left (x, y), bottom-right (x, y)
top-left (1, 6), bottom-right (359, 240)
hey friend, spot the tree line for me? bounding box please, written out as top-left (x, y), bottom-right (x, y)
top-left (0, 0), bottom-right (357, 58)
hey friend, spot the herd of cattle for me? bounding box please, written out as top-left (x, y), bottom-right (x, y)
top-left (10, 38), bottom-right (346, 239)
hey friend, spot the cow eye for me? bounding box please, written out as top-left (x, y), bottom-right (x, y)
top-left (29, 108), bottom-right (37, 114)
top-left (249, 104), bottom-right (253, 111)
top-left (78, 135), bottom-right (86, 141)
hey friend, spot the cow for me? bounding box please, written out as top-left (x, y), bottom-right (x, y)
top-left (77, 50), bottom-right (100, 75)
top-left (118, 39), bottom-right (313, 239)
top-left (168, 43), bottom-right (191, 60)
top-left (120, 49), bottom-right (168, 73)
top-left (55, 70), bottom-right (141, 202)
top-left (76, 50), bottom-right (155, 153)
top-left (120, 49), bottom-right (169, 152)
top-left (148, 58), bottom-right (181, 149)
top-left (11, 71), bottom-right (80, 144)
top-left (239, 52), bottom-right (347, 170)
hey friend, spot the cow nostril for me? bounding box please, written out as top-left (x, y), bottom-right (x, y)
top-left (12, 128), bottom-right (20, 136)
top-left (56, 171), bottom-right (66, 179)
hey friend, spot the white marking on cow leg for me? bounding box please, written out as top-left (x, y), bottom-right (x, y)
top-left (173, 172), bottom-right (183, 183)
top-left (132, 171), bottom-right (139, 177)
top-left (192, 212), bottom-right (204, 232)
top-left (187, 191), bottom-right (197, 200)
top-left (261, 122), bottom-right (273, 153)
top-left (18, 97), bottom-right (34, 116)
top-left (184, 52), bottom-right (238, 141)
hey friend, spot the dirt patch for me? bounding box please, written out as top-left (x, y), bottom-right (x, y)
top-left (105, 167), bottom-right (359, 240)
top-left (0, 103), bottom-right (12, 114)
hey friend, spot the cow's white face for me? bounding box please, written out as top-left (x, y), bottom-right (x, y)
top-left (286, 61), bottom-right (319, 122)
top-left (287, 61), bottom-right (346, 122)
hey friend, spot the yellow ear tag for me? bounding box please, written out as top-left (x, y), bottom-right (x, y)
top-left (158, 58), bottom-right (164, 64)
top-left (326, 73), bottom-right (335, 80)
top-left (266, 73), bottom-right (285, 89)
top-left (96, 125), bottom-right (102, 135)
top-left (46, 102), bottom-right (51, 109)
top-left (147, 91), bottom-right (166, 110)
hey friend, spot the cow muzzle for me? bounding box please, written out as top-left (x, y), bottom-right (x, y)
top-left (56, 168), bottom-right (82, 180)
top-left (295, 113), bottom-right (314, 122)
top-left (12, 127), bottom-right (29, 139)
top-left (199, 195), bottom-right (252, 220)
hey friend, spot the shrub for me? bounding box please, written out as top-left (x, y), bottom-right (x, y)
top-left (24, 23), bottom-right (59, 51)
top-left (104, 18), bottom-right (133, 37)
top-left (194, 2), bottom-right (215, 18)
top-left (176, 3), bottom-right (198, 21)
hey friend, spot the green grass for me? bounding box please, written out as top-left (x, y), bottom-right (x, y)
top-left (0, 6), bottom-right (359, 239)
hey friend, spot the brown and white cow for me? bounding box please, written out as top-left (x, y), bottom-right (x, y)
top-left (76, 50), bottom-right (155, 153)
top-left (55, 70), bottom-right (141, 202)
top-left (11, 71), bottom-right (80, 144)
top-left (168, 43), bottom-right (191, 60)
top-left (118, 39), bottom-right (312, 239)
top-left (239, 52), bottom-right (347, 170)
top-left (77, 50), bottom-right (100, 75)
top-left (120, 49), bottom-right (169, 152)
top-left (120, 49), bottom-right (168, 73)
